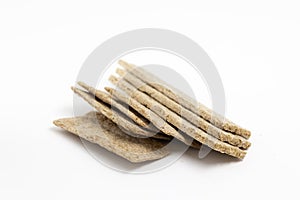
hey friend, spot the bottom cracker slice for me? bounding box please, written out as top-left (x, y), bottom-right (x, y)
top-left (53, 111), bottom-right (169, 163)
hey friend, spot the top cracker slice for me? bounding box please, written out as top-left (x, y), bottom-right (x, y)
top-left (119, 60), bottom-right (251, 139)
top-left (109, 75), bottom-right (247, 159)
top-left (53, 111), bottom-right (169, 163)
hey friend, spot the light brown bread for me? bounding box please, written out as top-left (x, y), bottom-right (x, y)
top-left (105, 87), bottom-right (201, 149)
top-left (118, 60), bottom-right (251, 139)
top-left (77, 81), bottom-right (159, 133)
top-left (109, 75), bottom-right (247, 159)
top-left (53, 112), bottom-right (169, 163)
top-left (116, 68), bottom-right (250, 150)
top-left (72, 87), bottom-right (170, 140)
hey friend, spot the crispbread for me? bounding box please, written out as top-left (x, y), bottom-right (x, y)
top-left (105, 87), bottom-right (201, 149)
top-left (109, 75), bottom-right (247, 159)
top-left (116, 68), bottom-right (251, 149)
top-left (72, 87), bottom-right (170, 140)
top-left (53, 111), bottom-right (169, 163)
top-left (77, 81), bottom-right (159, 133)
top-left (119, 60), bottom-right (251, 139)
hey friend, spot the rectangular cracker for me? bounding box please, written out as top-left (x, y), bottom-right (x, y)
top-left (77, 81), bottom-right (159, 133)
top-left (72, 86), bottom-right (169, 140)
top-left (53, 111), bottom-right (169, 163)
top-left (105, 87), bottom-right (201, 149)
top-left (109, 75), bottom-right (247, 159)
top-left (119, 60), bottom-right (251, 139)
top-left (116, 68), bottom-right (250, 150)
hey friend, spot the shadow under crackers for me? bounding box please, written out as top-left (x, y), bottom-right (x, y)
top-left (184, 147), bottom-right (240, 166)
top-left (82, 140), bottom-right (157, 173)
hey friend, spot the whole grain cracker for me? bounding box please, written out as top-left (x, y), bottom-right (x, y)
top-left (72, 87), bottom-right (170, 140)
top-left (119, 60), bottom-right (251, 139)
top-left (53, 111), bottom-right (169, 163)
top-left (105, 87), bottom-right (201, 149)
top-left (109, 75), bottom-right (247, 159)
top-left (77, 81), bottom-right (159, 133)
top-left (116, 68), bottom-right (250, 149)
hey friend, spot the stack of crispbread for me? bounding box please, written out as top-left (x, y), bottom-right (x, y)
top-left (54, 60), bottom-right (251, 162)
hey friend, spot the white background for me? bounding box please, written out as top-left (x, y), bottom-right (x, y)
top-left (1, 0), bottom-right (300, 199)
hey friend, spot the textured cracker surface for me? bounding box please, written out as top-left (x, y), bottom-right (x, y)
top-left (119, 60), bottom-right (251, 139)
top-left (77, 81), bottom-right (158, 132)
top-left (53, 112), bottom-right (169, 163)
top-left (109, 75), bottom-right (246, 159)
top-left (72, 87), bottom-right (169, 140)
top-left (105, 87), bottom-right (201, 149)
top-left (116, 68), bottom-right (251, 149)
